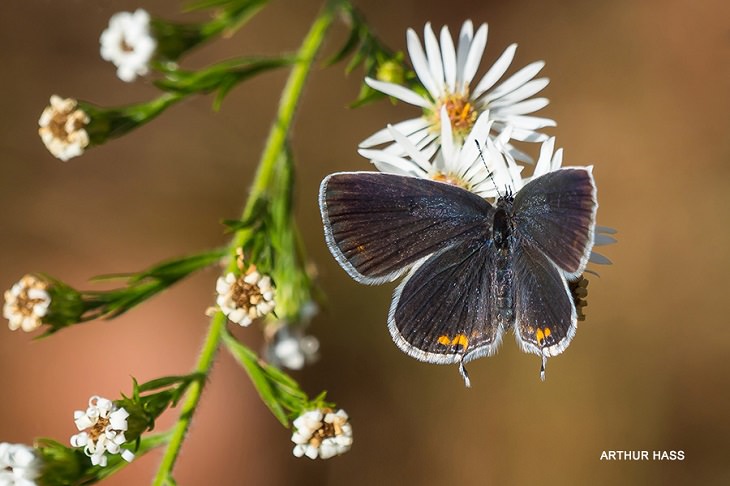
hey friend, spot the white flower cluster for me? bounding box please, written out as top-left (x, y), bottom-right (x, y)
top-left (269, 326), bottom-right (320, 370)
top-left (291, 409), bottom-right (353, 459)
top-left (38, 95), bottom-right (90, 161)
top-left (69, 396), bottom-right (135, 467)
top-left (3, 274), bottom-right (51, 332)
top-left (216, 268), bottom-right (276, 327)
top-left (0, 442), bottom-right (41, 485)
top-left (100, 9), bottom-right (157, 82)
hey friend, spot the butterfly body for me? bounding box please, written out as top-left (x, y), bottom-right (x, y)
top-left (319, 169), bottom-right (597, 386)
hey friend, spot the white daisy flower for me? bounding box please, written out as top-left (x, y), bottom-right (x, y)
top-left (360, 108), bottom-right (523, 200)
top-left (70, 396), bottom-right (135, 467)
top-left (216, 267), bottom-right (276, 327)
top-left (291, 409), bottom-right (353, 460)
top-left (0, 442), bottom-right (42, 485)
top-left (361, 20), bottom-right (555, 161)
top-left (38, 95), bottom-right (90, 162)
top-left (100, 9), bottom-right (157, 83)
top-left (3, 274), bottom-right (51, 332)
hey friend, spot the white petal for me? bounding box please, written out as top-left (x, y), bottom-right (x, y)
top-left (358, 149), bottom-right (425, 176)
top-left (440, 26), bottom-right (457, 92)
top-left (364, 78), bottom-right (431, 108)
top-left (461, 23), bottom-right (488, 91)
top-left (407, 28), bottom-right (441, 98)
top-left (423, 23), bottom-right (445, 93)
top-left (455, 20), bottom-right (474, 90)
top-left (489, 79), bottom-right (550, 108)
top-left (70, 433), bottom-right (88, 448)
top-left (359, 117), bottom-right (430, 147)
top-left (304, 444), bottom-right (319, 459)
top-left (386, 125), bottom-right (434, 172)
top-left (74, 415), bottom-right (94, 431)
top-left (594, 233), bottom-right (617, 246)
top-left (484, 61), bottom-right (545, 102)
top-left (494, 115), bottom-right (556, 131)
top-left (439, 106), bottom-right (456, 172)
top-left (319, 440), bottom-right (338, 459)
top-left (533, 137), bottom-right (556, 178)
top-left (472, 43), bottom-right (517, 98)
top-left (490, 97), bottom-right (549, 116)
top-left (121, 449), bottom-right (135, 462)
top-left (589, 252), bottom-right (612, 265)
top-left (109, 408), bottom-right (129, 430)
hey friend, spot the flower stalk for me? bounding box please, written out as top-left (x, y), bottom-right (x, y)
top-left (152, 2), bottom-right (340, 483)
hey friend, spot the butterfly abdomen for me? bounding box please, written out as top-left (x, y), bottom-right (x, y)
top-left (491, 206), bottom-right (515, 326)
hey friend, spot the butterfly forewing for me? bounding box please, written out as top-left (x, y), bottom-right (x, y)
top-left (389, 238), bottom-right (502, 365)
top-left (512, 168), bottom-right (597, 277)
top-left (319, 172), bottom-right (495, 284)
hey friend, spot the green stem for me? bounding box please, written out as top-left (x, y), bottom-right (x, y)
top-left (234, 0), bottom-right (340, 249)
top-left (152, 314), bottom-right (226, 486)
top-left (151, 2), bottom-right (339, 484)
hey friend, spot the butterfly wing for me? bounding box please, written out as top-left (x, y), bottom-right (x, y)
top-left (319, 172), bottom-right (495, 284)
top-left (512, 238), bottom-right (576, 360)
top-left (512, 167), bottom-right (597, 278)
top-left (388, 238), bottom-right (503, 386)
top-left (511, 168), bottom-right (597, 372)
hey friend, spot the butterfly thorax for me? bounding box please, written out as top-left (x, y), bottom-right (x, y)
top-left (492, 198), bottom-right (516, 328)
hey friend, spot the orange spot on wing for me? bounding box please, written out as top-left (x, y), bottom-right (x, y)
top-left (437, 334), bottom-right (469, 350)
top-left (536, 328), bottom-right (545, 346)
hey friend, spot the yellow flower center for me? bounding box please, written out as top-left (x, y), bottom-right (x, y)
top-left (430, 172), bottom-right (471, 191)
top-left (431, 92), bottom-right (479, 140)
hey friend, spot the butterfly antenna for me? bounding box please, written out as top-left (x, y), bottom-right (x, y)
top-left (474, 140), bottom-right (502, 198)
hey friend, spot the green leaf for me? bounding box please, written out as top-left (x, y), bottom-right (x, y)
top-left (155, 56), bottom-right (296, 109)
top-left (222, 329), bottom-right (309, 426)
top-left (135, 374), bottom-right (202, 394)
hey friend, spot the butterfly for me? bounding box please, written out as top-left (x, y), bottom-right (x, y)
top-left (318, 168), bottom-right (597, 386)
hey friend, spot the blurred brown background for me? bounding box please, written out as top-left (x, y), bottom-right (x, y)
top-left (1, 0), bottom-right (729, 485)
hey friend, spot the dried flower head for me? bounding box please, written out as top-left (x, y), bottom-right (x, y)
top-left (100, 9), bottom-right (157, 82)
top-left (0, 442), bottom-right (42, 485)
top-left (38, 95), bottom-right (90, 161)
top-left (70, 396), bottom-right (135, 467)
top-left (216, 264), bottom-right (276, 327)
top-left (291, 408), bottom-right (353, 460)
top-left (3, 274), bottom-right (51, 332)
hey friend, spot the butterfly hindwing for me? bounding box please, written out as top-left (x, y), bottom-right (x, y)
top-left (512, 167), bottom-right (597, 277)
top-left (389, 238), bottom-right (503, 368)
top-left (512, 234), bottom-right (577, 358)
top-left (319, 172), bottom-right (495, 284)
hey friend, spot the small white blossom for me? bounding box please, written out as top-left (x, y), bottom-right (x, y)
top-left (3, 275), bottom-right (51, 332)
top-left (38, 95), bottom-right (90, 161)
top-left (69, 396), bottom-right (134, 467)
top-left (268, 325), bottom-right (320, 370)
top-left (0, 442), bottom-right (42, 485)
top-left (291, 409), bottom-right (352, 460)
top-left (361, 20), bottom-right (554, 162)
top-left (100, 9), bottom-right (157, 82)
top-left (216, 267), bottom-right (276, 327)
